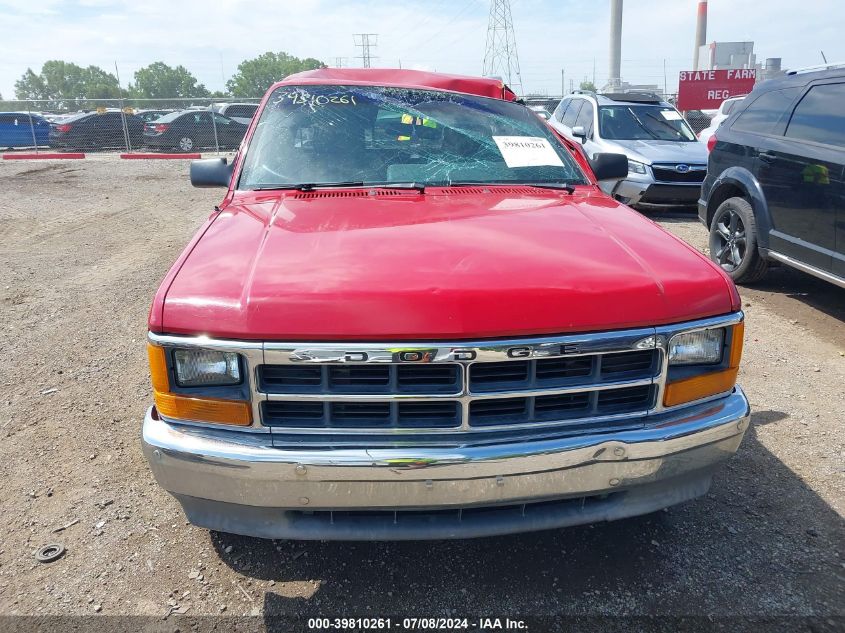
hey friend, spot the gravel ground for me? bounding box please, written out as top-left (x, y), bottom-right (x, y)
top-left (0, 160), bottom-right (843, 630)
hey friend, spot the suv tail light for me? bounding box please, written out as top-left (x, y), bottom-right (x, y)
top-left (706, 133), bottom-right (717, 153)
top-left (54, 124), bottom-right (72, 133)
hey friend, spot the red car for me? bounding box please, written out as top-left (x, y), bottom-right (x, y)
top-left (143, 69), bottom-right (749, 541)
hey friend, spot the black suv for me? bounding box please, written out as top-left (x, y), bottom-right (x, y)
top-left (699, 66), bottom-right (845, 287)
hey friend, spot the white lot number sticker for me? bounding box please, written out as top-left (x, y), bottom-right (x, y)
top-left (660, 109), bottom-right (683, 121)
top-left (493, 136), bottom-right (564, 168)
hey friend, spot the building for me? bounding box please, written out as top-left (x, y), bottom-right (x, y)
top-left (695, 41), bottom-right (785, 84)
top-left (696, 41), bottom-right (756, 71)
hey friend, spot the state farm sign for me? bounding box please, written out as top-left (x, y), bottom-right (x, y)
top-left (677, 69), bottom-right (757, 111)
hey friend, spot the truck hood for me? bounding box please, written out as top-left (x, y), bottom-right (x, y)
top-left (155, 188), bottom-right (736, 340)
top-left (610, 139), bottom-right (708, 165)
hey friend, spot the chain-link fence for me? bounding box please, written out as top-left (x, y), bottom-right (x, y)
top-left (0, 98), bottom-right (262, 154)
top-left (2, 92), bottom-right (715, 155)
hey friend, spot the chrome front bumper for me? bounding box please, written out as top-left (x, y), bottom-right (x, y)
top-left (142, 387), bottom-right (750, 540)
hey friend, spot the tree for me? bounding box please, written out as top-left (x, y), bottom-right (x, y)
top-left (15, 61), bottom-right (122, 108)
top-left (226, 52), bottom-right (325, 97)
top-left (130, 62), bottom-right (210, 100)
top-left (579, 80), bottom-right (597, 92)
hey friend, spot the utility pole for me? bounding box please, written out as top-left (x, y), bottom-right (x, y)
top-left (482, 0), bottom-right (523, 95)
top-left (561, 69), bottom-right (565, 96)
top-left (353, 34), bottom-right (378, 68)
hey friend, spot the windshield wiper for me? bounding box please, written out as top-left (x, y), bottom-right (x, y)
top-left (642, 112), bottom-right (691, 140)
top-left (252, 181), bottom-right (364, 191)
top-left (376, 182), bottom-right (426, 193)
top-left (251, 181), bottom-right (425, 193)
top-left (524, 182), bottom-right (575, 193)
top-left (627, 108), bottom-right (661, 140)
top-left (446, 181), bottom-right (575, 194)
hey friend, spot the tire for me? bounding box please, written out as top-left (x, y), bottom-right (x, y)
top-left (708, 196), bottom-right (768, 283)
top-left (177, 136), bottom-right (195, 152)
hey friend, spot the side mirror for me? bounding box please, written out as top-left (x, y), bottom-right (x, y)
top-left (190, 157), bottom-right (234, 188)
top-left (589, 153), bottom-right (629, 181)
top-left (571, 125), bottom-right (588, 143)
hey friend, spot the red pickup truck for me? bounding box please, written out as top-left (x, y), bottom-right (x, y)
top-left (143, 69), bottom-right (750, 540)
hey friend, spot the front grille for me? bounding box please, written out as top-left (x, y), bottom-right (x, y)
top-left (262, 400), bottom-right (460, 429)
top-left (469, 350), bottom-right (655, 392)
top-left (259, 364), bottom-right (460, 394)
top-left (469, 386), bottom-right (654, 427)
top-left (651, 164), bottom-right (707, 183)
top-left (258, 347), bottom-right (660, 433)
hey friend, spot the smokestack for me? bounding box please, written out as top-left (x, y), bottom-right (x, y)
top-left (693, 1), bottom-right (708, 70)
top-left (609, 0), bottom-right (623, 88)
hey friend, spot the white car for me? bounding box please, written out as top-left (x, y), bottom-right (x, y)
top-left (549, 91), bottom-right (708, 208)
top-left (698, 96), bottom-right (746, 145)
top-left (528, 105), bottom-right (552, 121)
top-left (210, 103), bottom-right (259, 126)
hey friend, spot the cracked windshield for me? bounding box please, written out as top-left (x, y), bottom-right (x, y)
top-left (239, 85), bottom-right (588, 188)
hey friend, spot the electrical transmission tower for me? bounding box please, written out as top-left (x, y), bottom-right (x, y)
top-left (482, 0), bottom-right (523, 95)
top-left (353, 34), bottom-right (378, 68)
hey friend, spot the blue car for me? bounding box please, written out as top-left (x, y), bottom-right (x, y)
top-left (0, 112), bottom-right (50, 148)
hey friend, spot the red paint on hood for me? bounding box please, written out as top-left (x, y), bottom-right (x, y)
top-left (152, 187), bottom-right (737, 341)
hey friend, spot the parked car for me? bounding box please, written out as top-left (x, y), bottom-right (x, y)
top-left (210, 102), bottom-right (259, 125)
top-left (550, 91), bottom-right (709, 208)
top-left (142, 68), bottom-right (749, 541)
top-left (143, 110), bottom-right (247, 152)
top-left (683, 109), bottom-right (715, 134)
top-left (698, 96), bottom-right (746, 145)
top-left (700, 66), bottom-right (845, 287)
top-left (0, 112), bottom-right (50, 148)
top-left (49, 111), bottom-right (144, 149)
top-left (528, 104), bottom-right (552, 120)
top-left (135, 109), bottom-right (176, 123)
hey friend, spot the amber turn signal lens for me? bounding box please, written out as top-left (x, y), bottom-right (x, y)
top-left (663, 322), bottom-right (744, 408)
top-left (153, 391), bottom-right (252, 426)
top-left (663, 367), bottom-right (739, 408)
top-left (147, 343), bottom-right (170, 393)
top-left (147, 342), bottom-right (252, 426)
top-left (728, 321), bottom-right (744, 368)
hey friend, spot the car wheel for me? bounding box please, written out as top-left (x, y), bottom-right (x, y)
top-left (709, 196), bottom-right (768, 283)
top-left (177, 136), bottom-right (195, 152)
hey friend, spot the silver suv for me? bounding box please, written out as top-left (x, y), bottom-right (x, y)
top-left (550, 92), bottom-right (708, 208)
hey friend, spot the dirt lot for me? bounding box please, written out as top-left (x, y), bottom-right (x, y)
top-left (1, 160), bottom-right (843, 629)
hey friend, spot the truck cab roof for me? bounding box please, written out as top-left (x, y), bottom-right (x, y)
top-left (277, 68), bottom-right (519, 102)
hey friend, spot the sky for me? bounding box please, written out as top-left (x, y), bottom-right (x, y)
top-left (1, 0), bottom-right (843, 100)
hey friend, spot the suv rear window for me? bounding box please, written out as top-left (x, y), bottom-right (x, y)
top-left (784, 83), bottom-right (845, 148)
top-left (731, 87), bottom-right (800, 135)
top-left (574, 101), bottom-right (594, 133)
top-left (561, 100), bottom-right (584, 127)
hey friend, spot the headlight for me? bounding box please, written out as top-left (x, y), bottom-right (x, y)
top-left (173, 349), bottom-right (241, 386)
top-left (668, 328), bottom-right (724, 366)
top-left (627, 159), bottom-right (647, 175)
